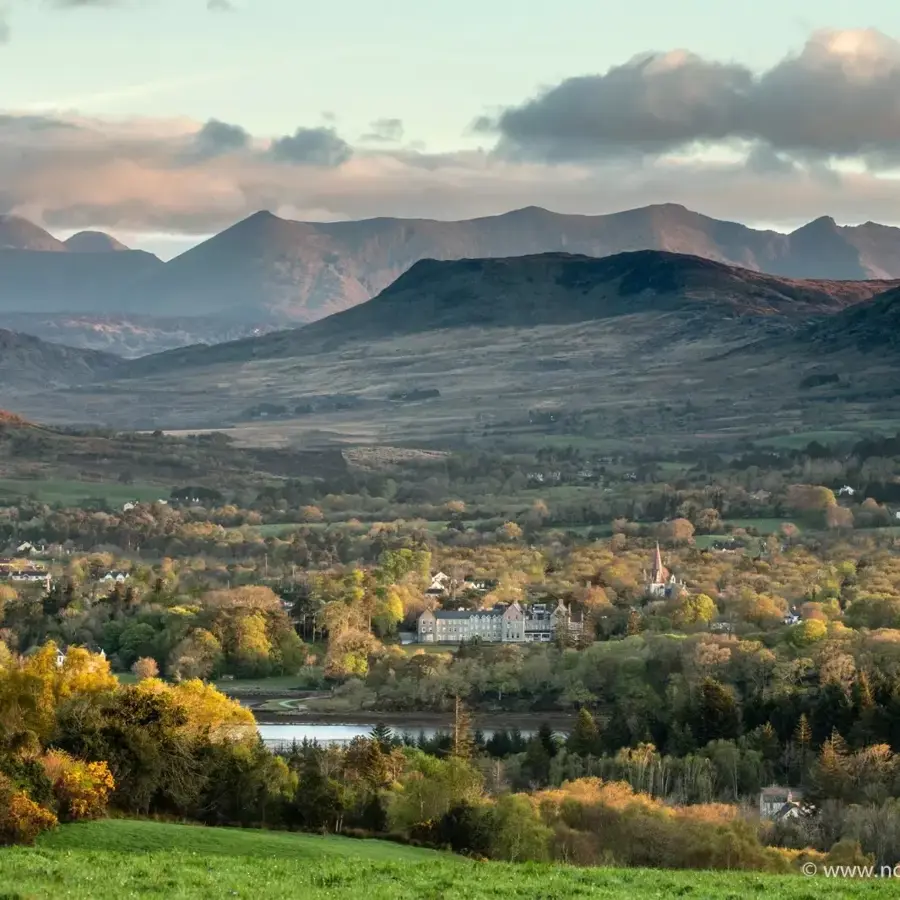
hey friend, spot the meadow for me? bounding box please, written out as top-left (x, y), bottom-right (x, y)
top-left (0, 819), bottom-right (895, 900)
top-left (0, 477), bottom-right (164, 506)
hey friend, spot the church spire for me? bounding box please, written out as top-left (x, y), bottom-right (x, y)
top-left (653, 542), bottom-right (664, 579)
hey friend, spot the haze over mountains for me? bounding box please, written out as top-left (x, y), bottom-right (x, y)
top-left (5, 203), bottom-right (900, 357)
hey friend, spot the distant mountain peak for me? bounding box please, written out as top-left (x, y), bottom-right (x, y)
top-left (65, 231), bottom-right (130, 253)
top-left (793, 215), bottom-right (839, 233)
top-left (0, 215), bottom-right (66, 252)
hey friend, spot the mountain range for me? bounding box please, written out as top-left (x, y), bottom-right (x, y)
top-left (6, 204), bottom-right (900, 357)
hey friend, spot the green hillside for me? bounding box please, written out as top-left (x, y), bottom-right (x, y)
top-left (0, 819), bottom-right (894, 899)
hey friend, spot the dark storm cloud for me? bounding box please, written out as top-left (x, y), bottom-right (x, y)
top-left (479, 29), bottom-right (900, 167)
top-left (268, 126), bottom-right (353, 167)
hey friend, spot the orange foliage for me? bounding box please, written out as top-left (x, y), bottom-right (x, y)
top-left (0, 776), bottom-right (57, 845)
top-left (41, 751), bottom-right (115, 822)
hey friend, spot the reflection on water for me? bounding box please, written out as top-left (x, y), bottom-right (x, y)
top-left (257, 722), bottom-right (536, 748)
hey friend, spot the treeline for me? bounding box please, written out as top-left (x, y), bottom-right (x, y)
top-left (7, 643), bottom-right (900, 872)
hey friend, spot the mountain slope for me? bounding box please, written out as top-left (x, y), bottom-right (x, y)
top-left (0, 313), bottom-right (273, 358)
top-left (0, 215), bottom-right (66, 252)
top-left (10, 250), bottom-right (900, 444)
top-left (0, 248), bottom-right (162, 315)
top-left (0, 329), bottom-right (122, 388)
top-left (117, 204), bottom-right (900, 326)
top-left (5, 204), bottom-right (900, 339)
top-left (802, 284), bottom-right (900, 352)
top-left (120, 250), bottom-right (900, 376)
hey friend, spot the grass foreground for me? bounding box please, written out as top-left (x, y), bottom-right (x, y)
top-left (1, 819), bottom-right (897, 899)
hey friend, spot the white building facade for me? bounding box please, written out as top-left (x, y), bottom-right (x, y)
top-left (417, 600), bottom-right (581, 644)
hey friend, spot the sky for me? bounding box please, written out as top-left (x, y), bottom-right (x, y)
top-left (4, 0), bottom-right (900, 257)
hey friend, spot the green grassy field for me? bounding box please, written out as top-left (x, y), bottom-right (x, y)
top-left (0, 818), bottom-right (894, 900)
top-left (0, 477), bottom-right (164, 506)
top-left (213, 675), bottom-right (319, 694)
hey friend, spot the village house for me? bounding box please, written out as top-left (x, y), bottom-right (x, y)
top-left (462, 575), bottom-right (498, 593)
top-left (16, 541), bottom-right (48, 557)
top-left (759, 786), bottom-right (806, 821)
top-left (0, 560), bottom-right (51, 591)
top-left (426, 571), bottom-right (451, 596)
top-left (100, 571), bottom-right (130, 584)
top-left (417, 599), bottom-right (582, 645)
top-left (55, 646), bottom-right (107, 669)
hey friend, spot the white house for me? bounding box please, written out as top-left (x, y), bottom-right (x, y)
top-left (100, 572), bottom-right (130, 584)
top-left (427, 572), bottom-right (451, 596)
top-left (55, 646), bottom-right (107, 668)
top-left (759, 787), bottom-right (806, 821)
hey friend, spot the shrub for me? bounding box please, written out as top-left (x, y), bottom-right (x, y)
top-left (42, 751), bottom-right (115, 822)
top-left (0, 775), bottom-right (57, 846)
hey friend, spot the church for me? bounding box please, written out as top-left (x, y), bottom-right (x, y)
top-left (646, 543), bottom-right (685, 598)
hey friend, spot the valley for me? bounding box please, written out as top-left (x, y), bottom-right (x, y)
top-left (3, 248), bottom-right (898, 455)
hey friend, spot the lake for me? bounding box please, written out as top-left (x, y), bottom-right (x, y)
top-left (257, 722), bottom-right (537, 749)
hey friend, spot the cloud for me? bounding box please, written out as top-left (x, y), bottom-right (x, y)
top-left (268, 126), bottom-right (352, 167)
top-left (0, 0), bottom-right (230, 37)
top-left (361, 118), bottom-right (404, 143)
top-left (4, 29), bottom-right (900, 238)
top-left (479, 28), bottom-right (900, 167)
top-left (4, 107), bottom-right (900, 238)
top-left (192, 118), bottom-right (250, 158)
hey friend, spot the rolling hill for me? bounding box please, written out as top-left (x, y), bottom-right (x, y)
top-left (117, 249), bottom-right (900, 376)
top-left (3, 819), bottom-right (882, 900)
top-left (0, 329), bottom-right (122, 388)
top-left (802, 284), bottom-right (900, 352)
top-left (64, 231), bottom-right (131, 253)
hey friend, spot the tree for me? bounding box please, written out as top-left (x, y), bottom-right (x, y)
top-left (451, 695), bottom-right (475, 761)
top-left (497, 522), bottom-right (523, 543)
top-left (168, 629), bottom-right (223, 681)
top-left (299, 506), bottom-right (324, 523)
top-left (659, 518), bottom-right (695, 545)
top-left (387, 753), bottom-right (483, 834)
top-left (489, 794), bottom-right (551, 862)
top-left (790, 619), bottom-right (827, 647)
top-left (131, 658), bottom-right (159, 681)
top-left (674, 593), bottom-right (717, 627)
top-left (567, 709), bottom-right (600, 756)
top-left (692, 678), bottom-right (740, 746)
top-left (117, 623), bottom-right (157, 669)
top-left (826, 506), bottom-right (854, 530)
top-left (370, 723), bottom-right (395, 752)
top-left (786, 484), bottom-right (837, 513)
